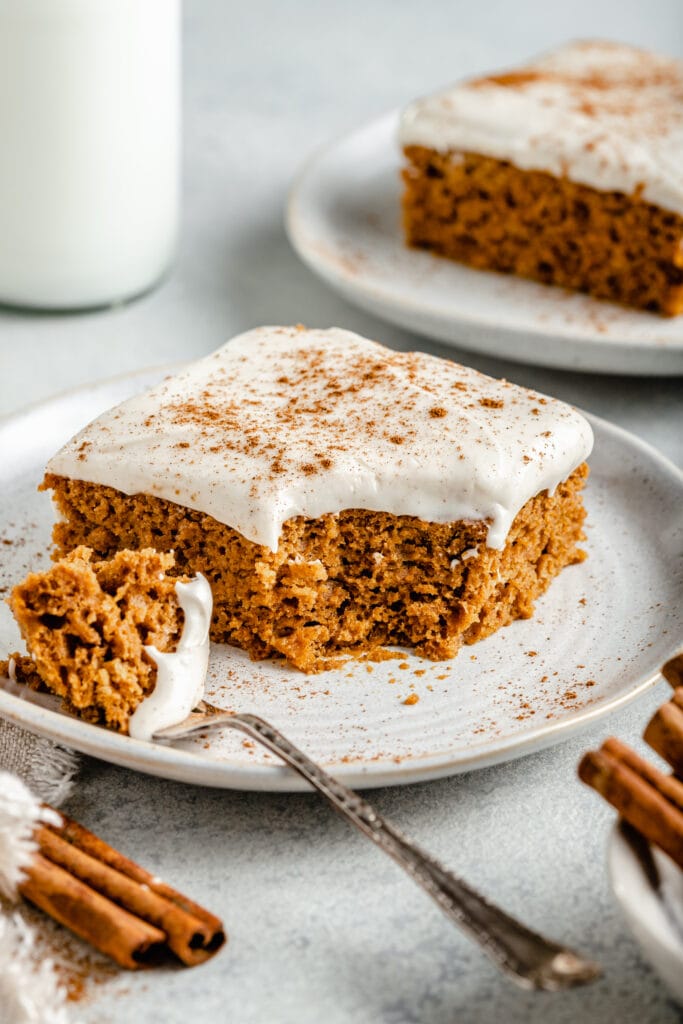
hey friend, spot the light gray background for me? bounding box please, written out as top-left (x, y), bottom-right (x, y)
top-left (1, 1), bottom-right (682, 1021)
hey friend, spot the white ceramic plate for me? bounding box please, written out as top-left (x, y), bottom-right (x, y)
top-left (287, 111), bottom-right (683, 376)
top-left (609, 823), bottom-right (683, 1004)
top-left (0, 369), bottom-right (681, 791)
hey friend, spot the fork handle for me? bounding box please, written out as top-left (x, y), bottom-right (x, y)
top-left (225, 712), bottom-right (598, 991)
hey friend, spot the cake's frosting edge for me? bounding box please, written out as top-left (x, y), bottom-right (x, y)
top-left (46, 326), bottom-right (594, 552)
top-left (399, 40), bottom-right (683, 216)
top-left (128, 574), bottom-right (212, 742)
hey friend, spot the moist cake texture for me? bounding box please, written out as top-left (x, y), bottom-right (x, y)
top-left (400, 41), bottom-right (683, 314)
top-left (44, 470), bottom-right (588, 672)
top-left (42, 326), bottom-right (593, 673)
top-left (3, 547), bottom-right (209, 734)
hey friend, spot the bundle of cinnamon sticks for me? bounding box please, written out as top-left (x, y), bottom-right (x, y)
top-left (579, 654), bottom-right (683, 868)
top-left (20, 809), bottom-right (226, 969)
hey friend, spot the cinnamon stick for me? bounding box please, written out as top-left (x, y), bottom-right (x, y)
top-left (19, 854), bottom-right (167, 969)
top-left (52, 812), bottom-right (224, 953)
top-left (18, 808), bottom-right (226, 969)
top-left (578, 741), bottom-right (683, 869)
top-left (662, 655), bottom-right (683, 689)
top-left (602, 737), bottom-right (683, 811)
top-left (36, 826), bottom-right (222, 966)
top-left (643, 700), bottom-right (683, 775)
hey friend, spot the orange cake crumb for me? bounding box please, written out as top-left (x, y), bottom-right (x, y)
top-left (43, 465), bottom-right (588, 674)
top-left (5, 547), bottom-right (187, 732)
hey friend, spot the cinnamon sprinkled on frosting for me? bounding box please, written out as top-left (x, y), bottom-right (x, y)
top-left (47, 326), bottom-right (593, 551)
top-left (399, 40), bottom-right (683, 216)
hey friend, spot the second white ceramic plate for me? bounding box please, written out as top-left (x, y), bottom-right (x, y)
top-left (0, 370), bottom-right (681, 791)
top-left (287, 111), bottom-right (683, 375)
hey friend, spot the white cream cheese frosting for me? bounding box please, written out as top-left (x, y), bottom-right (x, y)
top-left (399, 40), bottom-right (683, 216)
top-left (128, 574), bottom-right (212, 742)
top-left (47, 325), bottom-right (593, 552)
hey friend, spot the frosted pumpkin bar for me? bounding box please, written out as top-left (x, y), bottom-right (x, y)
top-left (400, 41), bottom-right (683, 314)
top-left (42, 325), bottom-right (593, 672)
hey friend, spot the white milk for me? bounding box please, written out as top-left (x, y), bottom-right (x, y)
top-left (0, 0), bottom-right (180, 309)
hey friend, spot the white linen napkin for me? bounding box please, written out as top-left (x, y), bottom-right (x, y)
top-left (0, 721), bottom-right (81, 1024)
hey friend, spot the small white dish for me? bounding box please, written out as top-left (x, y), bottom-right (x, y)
top-left (287, 110), bottom-right (683, 375)
top-left (0, 369), bottom-right (682, 791)
top-left (609, 823), bottom-right (683, 1004)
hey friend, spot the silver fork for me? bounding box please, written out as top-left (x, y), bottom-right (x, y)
top-left (154, 702), bottom-right (600, 991)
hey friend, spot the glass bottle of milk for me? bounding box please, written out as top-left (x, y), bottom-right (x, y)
top-left (0, 0), bottom-right (180, 310)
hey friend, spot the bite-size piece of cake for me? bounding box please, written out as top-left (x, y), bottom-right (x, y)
top-left (40, 325), bottom-right (593, 673)
top-left (400, 41), bottom-right (683, 314)
top-left (2, 547), bottom-right (211, 737)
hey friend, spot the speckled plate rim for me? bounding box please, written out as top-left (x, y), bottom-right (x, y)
top-left (0, 644), bottom-right (672, 793)
top-left (0, 368), bottom-right (681, 790)
top-left (286, 109), bottom-right (683, 376)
